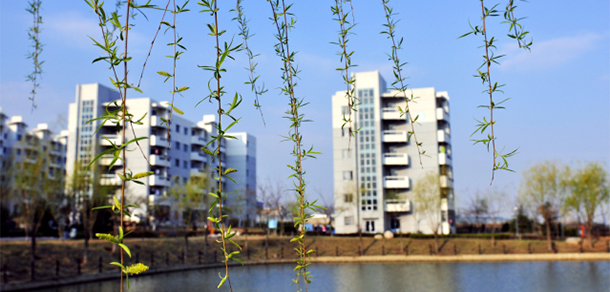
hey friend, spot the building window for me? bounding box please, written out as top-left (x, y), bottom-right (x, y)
top-left (184, 127), bottom-right (188, 135)
top-left (365, 220), bottom-right (375, 232)
top-left (176, 124), bottom-right (180, 133)
top-left (344, 193), bottom-right (353, 203)
top-left (342, 149), bottom-right (350, 159)
top-left (183, 160), bottom-right (188, 169)
top-left (341, 106), bottom-right (349, 116)
top-left (176, 141), bottom-right (181, 150)
top-left (342, 171), bottom-right (353, 181)
top-left (183, 144), bottom-right (188, 152)
top-left (175, 159), bottom-right (180, 167)
top-left (344, 216), bottom-right (354, 226)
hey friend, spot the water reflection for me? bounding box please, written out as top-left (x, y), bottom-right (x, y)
top-left (34, 261), bottom-right (609, 292)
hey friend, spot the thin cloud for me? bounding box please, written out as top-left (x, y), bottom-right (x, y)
top-left (500, 33), bottom-right (603, 71)
top-left (46, 11), bottom-right (147, 51)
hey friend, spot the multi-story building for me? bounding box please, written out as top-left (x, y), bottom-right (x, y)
top-left (0, 108), bottom-right (68, 214)
top-left (66, 83), bottom-right (256, 225)
top-left (332, 71), bottom-right (455, 235)
top-left (224, 132), bottom-right (257, 226)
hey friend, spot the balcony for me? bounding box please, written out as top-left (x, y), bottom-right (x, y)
top-left (100, 174), bottom-right (121, 186)
top-left (100, 154), bottom-right (123, 166)
top-left (191, 152), bottom-right (207, 162)
top-left (383, 153), bottom-right (409, 166)
top-left (440, 175), bottom-right (453, 188)
top-left (382, 107), bottom-right (403, 120)
top-left (150, 175), bottom-right (169, 187)
top-left (385, 199), bottom-right (410, 212)
top-left (437, 129), bottom-right (450, 143)
top-left (150, 135), bottom-right (168, 148)
top-left (190, 168), bottom-right (206, 177)
top-left (382, 130), bottom-right (408, 143)
top-left (151, 116), bottom-right (168, 128)
top-left (436, 107), bottom-right (449, 122)
top-left (100, 135), bottom-right (121, 146)
top-left (384, 176), bottom-right (410, 189)
top-left (191, 135), bottom-right (206, 145)
top-left (438, 153), bottom-right (452, 166)
top-left (150, 154), bottom-right (170, 167)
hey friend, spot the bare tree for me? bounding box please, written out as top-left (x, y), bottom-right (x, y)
top-left (67, 161), bottom-right (112, 264)
top-left (483, 189), bottom-right (504, 246)
top-left (8, 136), bottom-right (60, 272)
top-left (258, 178), bottom-right (288, 235)
top-left (168, 174), bottom-right (209, 260)
top-left (412, 171), bottom-right (442, 253)
top-left (464, 193), bottom-right (489, 233)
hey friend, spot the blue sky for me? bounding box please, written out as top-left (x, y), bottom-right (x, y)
top-left (1, 1), bottom-right (609, 213)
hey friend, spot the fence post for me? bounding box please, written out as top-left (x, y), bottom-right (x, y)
top-left (198, 251), bottom-right (202, 264)
top-left (502, 244), bottom-right (506, 254)
top-left (99, 256), bottom-right (103, 273)
top-left (607, 241), bottom-right (609, 253)
top-left (478, 244), bottom-right (482, 255)
top-left (579, 241), bottom-right (584, 253)
top-left (265, 246), bottom-right (268, 260)
top-left (335, 246), bottom-right (338, 257)
top-left (151, 252), bottom-right (155, 267)
top-left (429, 244), bottom-right (433, 255)
top-left (281, 247), bottom-right (284, 259)
top-left (166, 252), bottom-right (169, 266)
top-left (77, 260), bottom-right (81, 275)
top-left (181, 251), bottom-right (185, 264)
top-left (528, 243), bottom-right (532, 254)
top-left (405, 245), bottom-right (409, 256)
top-left (454, 244), bottom-right (457, 255)
top-left (214, 250), bottom-right (218, 263)
top-left (382, 245), bottom-right (385, 256)
top-left (56, 260), bottom-right (60, 277)
top-left (247, 248), bottom-right (250, 260)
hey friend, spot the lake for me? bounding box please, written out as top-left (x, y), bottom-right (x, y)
top-left (34, 261), bottom-right (609, 292)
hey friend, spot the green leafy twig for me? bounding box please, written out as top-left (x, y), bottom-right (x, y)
top-left (268, 1), bottom-right (323, 290)
top-left (460, 1), bottom-right (529, 183)
top-left (381, 0), bottom-right (425, 167)
top-left (233, 0), bottom-right (267, 125)
top-left (198, 1), bottom-right (244, 290)
top-left (331, 0), bottom-right (358, 147)
top-left (25, 0), bottom-right (44, 111)
top-left (503, 0), bottom-right (532, 50)
top-left (84, 1), bottom-right (155, 290)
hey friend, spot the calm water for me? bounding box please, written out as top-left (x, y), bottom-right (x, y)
top-left (35, 261), bottom-right (609, 292)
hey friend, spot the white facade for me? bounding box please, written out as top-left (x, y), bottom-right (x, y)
top-left (224, 132), bottom-right (257, 226)
top-left (332, 71), bottom-right (455, 235)
top-left (0, 108), bottom-right (68, 213)
top-left (66, 83), bottom-right (257, 225)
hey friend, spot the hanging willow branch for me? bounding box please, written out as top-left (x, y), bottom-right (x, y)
top-left (381, 0), bottom-right (425, 167)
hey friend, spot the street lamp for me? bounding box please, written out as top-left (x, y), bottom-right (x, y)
top-left (514, 206), bottom-right (520, 240)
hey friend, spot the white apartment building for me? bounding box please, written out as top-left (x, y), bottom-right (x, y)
top-left (332, 71), bottom-right (455, 235)
top-left (225, 132), bottom-right (257, 226)
top-left (0, 108), bottom-right (68, 213)
top-left (66, 83), bottom-right (256, 225)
